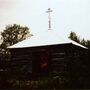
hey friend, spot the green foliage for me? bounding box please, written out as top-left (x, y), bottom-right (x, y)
top-left (69, 31), bottom-right (80, 43)
top-left (2, 76), bottom-right (68, 89)
top-left (81, 38), bottom-right (86, 46)
top-left (69, 31), bottom-right (90, 48)
top-left (0, 24), bottom-right (32, 60)
top-left (1, 24), bottom-right (31, 48)
top-left (86, 40), bottom-right (90, 48)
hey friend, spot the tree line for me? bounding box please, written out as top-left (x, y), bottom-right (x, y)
top-left (69, 31), bottom-right (90, 48)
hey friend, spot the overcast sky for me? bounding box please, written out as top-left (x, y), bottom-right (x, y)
top-left (0, 0), bottom-right (90, 40)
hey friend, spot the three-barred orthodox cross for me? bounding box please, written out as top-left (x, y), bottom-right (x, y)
top-left (46, 8), bottom-right (53, 30)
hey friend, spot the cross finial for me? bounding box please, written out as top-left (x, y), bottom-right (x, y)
top-left (46, 8), bottom-right (53, 30)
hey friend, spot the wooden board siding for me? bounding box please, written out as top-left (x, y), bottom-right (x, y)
top-left (8, 43), bottom-right (88, 78)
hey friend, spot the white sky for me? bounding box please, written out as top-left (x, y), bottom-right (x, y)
top-left (0, 0), bottom-right (90, 40)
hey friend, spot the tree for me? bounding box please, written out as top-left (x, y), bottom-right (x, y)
top-left (68, 31), bottom-right (80, 43)
top-left (69, 31), bottom-right (90, 48)
top-left (81, 38), bottom-right (86, 46)
top-left (86, 40), bottom-right (90, 48)
top-left (0, 24), bottom-right (33, 61)
top-left (68, 31), bottom-right (76, 40)
top-left (1, 24), bottom-right (32, 48)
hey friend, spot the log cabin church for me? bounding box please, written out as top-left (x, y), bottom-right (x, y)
top-left (8, 31), bottom-right (88, 78)
top-left (8, 8), bottom-right (88, 79)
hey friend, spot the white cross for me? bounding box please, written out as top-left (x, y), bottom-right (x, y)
top-left (46, 8), bottom-right (53, 30)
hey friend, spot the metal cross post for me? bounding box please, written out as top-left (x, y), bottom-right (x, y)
top-left (46, 8), bottom-right (53, 30)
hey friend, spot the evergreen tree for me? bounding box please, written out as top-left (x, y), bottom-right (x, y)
top-left (69, 31), bottom-right (80, 43)
top-left (86, 40), bottom-right (90, 48)
top-left (81, 38), bottom-right (86, 46)
top-left (69, 31), bottom-right (90, 48)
